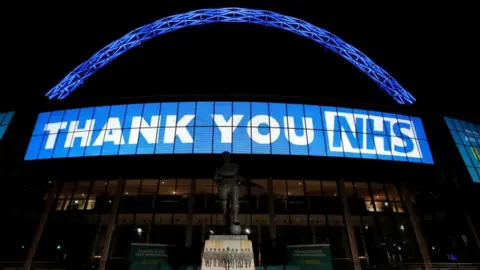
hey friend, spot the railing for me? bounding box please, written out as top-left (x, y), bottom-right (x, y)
top-left (350, 262), bottom-right (480, 270)
top-left (2, 261), bottom-right (480, 270)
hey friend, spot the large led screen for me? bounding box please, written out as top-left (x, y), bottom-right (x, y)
top-left (444, 117), bottom-right (480, 183)
top-left (24, 102), bottom-right (433, 164)
top-left (0, 111), bottom-right (15, 142)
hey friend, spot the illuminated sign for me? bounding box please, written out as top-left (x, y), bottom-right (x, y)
top-left (24, 102), bottom-right (433, 164)
top-left (0, 111), bottom-right (15, 142)
top-left (445, 117), bottom-right (480, 183)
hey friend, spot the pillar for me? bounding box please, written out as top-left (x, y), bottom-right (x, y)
top-left (338, 179), bottom-right (361, 270)
top-left (400, 183), bottom-right (432, 270)
top-left (267, 178), bottom-right (276, 243)
top-left (90, 221), bottom-right (103, 260)
top-left (24, 181), bottom-right (60, 270)
top-left (463, 212), bottom-right (480, 250)
top-left (98, 178), bottom-right (125, 270)
top-left (185, 178), bottom-right (196, 247)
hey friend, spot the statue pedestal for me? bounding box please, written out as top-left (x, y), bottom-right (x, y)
top-left (201, 235), bottom-right (255, 270)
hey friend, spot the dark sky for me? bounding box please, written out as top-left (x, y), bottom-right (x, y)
top-left (2, 1), bottom-right (478, 122)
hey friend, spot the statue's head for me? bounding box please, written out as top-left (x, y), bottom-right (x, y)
top-left (222, 151), bottom-right (231, 162)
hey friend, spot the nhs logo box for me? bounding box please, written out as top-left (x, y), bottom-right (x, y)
top-left (24, 102), bottom-right (433, 164)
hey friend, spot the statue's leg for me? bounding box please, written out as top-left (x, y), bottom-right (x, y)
top-left (218, 185), bottom-right (228, 215)
top-left (231, 184), bottom-right (240, 224)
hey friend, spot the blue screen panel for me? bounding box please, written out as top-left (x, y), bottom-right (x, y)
top-left (23, 102), bottom-right (434, 165)
top-left (445, 117), bottom-right (480, 183)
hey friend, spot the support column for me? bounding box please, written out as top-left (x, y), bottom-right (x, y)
top-left (338, 179), bottom-right (361, 270)
top-left (98, 178), bottom-right (125, 270)
top-left (464, 212), bottom-right (480, 250)
top-left (185, 178), bottom-right (196, 247)
top-left (90, 221), bottom-right (103, 260)
top-left (24, 181), bottom-right (60, 270)
top-left (400, 183), bottom-right (431, 270)
top-left (267, 178), bottom-right (276, 244)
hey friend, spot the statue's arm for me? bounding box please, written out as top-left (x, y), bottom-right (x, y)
top-left (213, 169), bottom-right (222, 183)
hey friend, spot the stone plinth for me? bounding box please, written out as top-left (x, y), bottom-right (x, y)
top-left (201, 235), bottom-right (255, 270)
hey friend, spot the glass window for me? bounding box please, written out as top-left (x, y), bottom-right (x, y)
top-left (68, 181), bottom-right (92, 211)
top-left (175, 178), bottom-right (192, 195)
top-left (249, 179), bottom-right (268, 213)
top-left (140, 179), bottom-right (158, 195)
top-left (90, 180), bottom-right (109, 212)
top-left (322, 180), bottom-right (338, 197)
top-left (124, 179), bottom-right (141, 196)
top-left (286, 180), bottom-right (307, 214)
top-left (57, 182), bottom-right (75, 211)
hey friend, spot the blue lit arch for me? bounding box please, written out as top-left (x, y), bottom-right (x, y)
top-left (46, 7), bottom-right (416, 104)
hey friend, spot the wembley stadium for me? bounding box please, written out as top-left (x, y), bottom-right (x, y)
top-left (0, 6), bottom-right (479, 270)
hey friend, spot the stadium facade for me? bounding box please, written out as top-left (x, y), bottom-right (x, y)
top-left (1, 7), bottom-right (479, 270)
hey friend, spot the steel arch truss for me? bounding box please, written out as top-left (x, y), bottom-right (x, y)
top-left (46, 7), bottom-right (416, 104)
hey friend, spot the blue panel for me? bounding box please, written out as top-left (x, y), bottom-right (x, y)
top-left (136, 128), bottom-right (157, 154)
top-left (214, 102), bottom-right (233, 124)
top-left (123, 104), bottom-right (144, 128)
top-left (233, 127), bottom-right (251, 154)
top-left (322, 106), bottom-right (339, 131)
top-left (445, 117), bottom-right (456, 130)
top-left (269, 103), bottom-right (289, 155)
top-left (252, 127), bottom-right (272, 154)
top-left (48, 111), bottom-right (66, 130)
top-left (250, 103), bottom-right (271, 154)
top-left (286, 104), bottom-right (305, 129)
top-left (289, 128), bottom-right (309, 155)
top-left (85, 106), bottom-right (111, 156)
top-left (161, 102), bottom-right (178, 127)
top-left (2, 111), bottom-right (15, 125)
top-left (308, 129), bottom-right (326, 156)
top-left (108, 105), bottom-right (127, 129)
top-left (174, 102), bottom-right (195, 154)
top-left (304, 105), bottom-right (323, 130)
top-left (53, 109), bottom-right (80, 157)
top-left (62, 109), bottom-right (80, 131)
top-left (453, 119), bottom-right (463, 131)
top-left (155, 127), bottom-right (174, 154)
top-left (233, 102), bottom-right (250, 127)
top-left (119, 129), bottom-right (137, 155)
top-left (38, 135), bottom-right (55, 159)
top-left (269, 103), bottom-right (287, 128)
top-left (195, 102), bottom-right (214, 126)
top-left (193, 127), bottom-right (213, 153)
top-left (0, 113), bottom-right (4, 124)
top-left (68, 107), bottom-right (95, 157)
top-left (24, 135), bottom-right (44, 160)
top-left (467, 166), bottom-right (479, 183)
top-left (52, 132), bottom-right (71, 158)
top-left (0, 126), bottom-right (6, 140)
top-left (271, 127), bottom-right (290, 155)
top-left (214, 126), bottom-right (232, 154)
top-left (212, 102), bottom-right (234, 153)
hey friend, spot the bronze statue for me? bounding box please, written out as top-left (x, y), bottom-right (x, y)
top-left (214, 151), bottom-right (245, 234)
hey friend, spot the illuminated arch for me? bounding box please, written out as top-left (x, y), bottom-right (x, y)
top-left (46, 7), bottom-right (416, 104)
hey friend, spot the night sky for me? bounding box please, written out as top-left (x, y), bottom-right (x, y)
top-left (2, 2), bottom-right (478, 122)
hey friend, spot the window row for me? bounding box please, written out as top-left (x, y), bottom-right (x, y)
top-left (445, 117), bottom-right (480, 136)
top-left (54, 179), bottom-right (405, 215)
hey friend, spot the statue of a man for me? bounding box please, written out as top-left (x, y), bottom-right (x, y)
top-left (214, 151), bottom-right (244, 234)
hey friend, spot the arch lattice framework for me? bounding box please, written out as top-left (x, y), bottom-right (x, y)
top-left (46, 7), bottom-right (416, 104)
